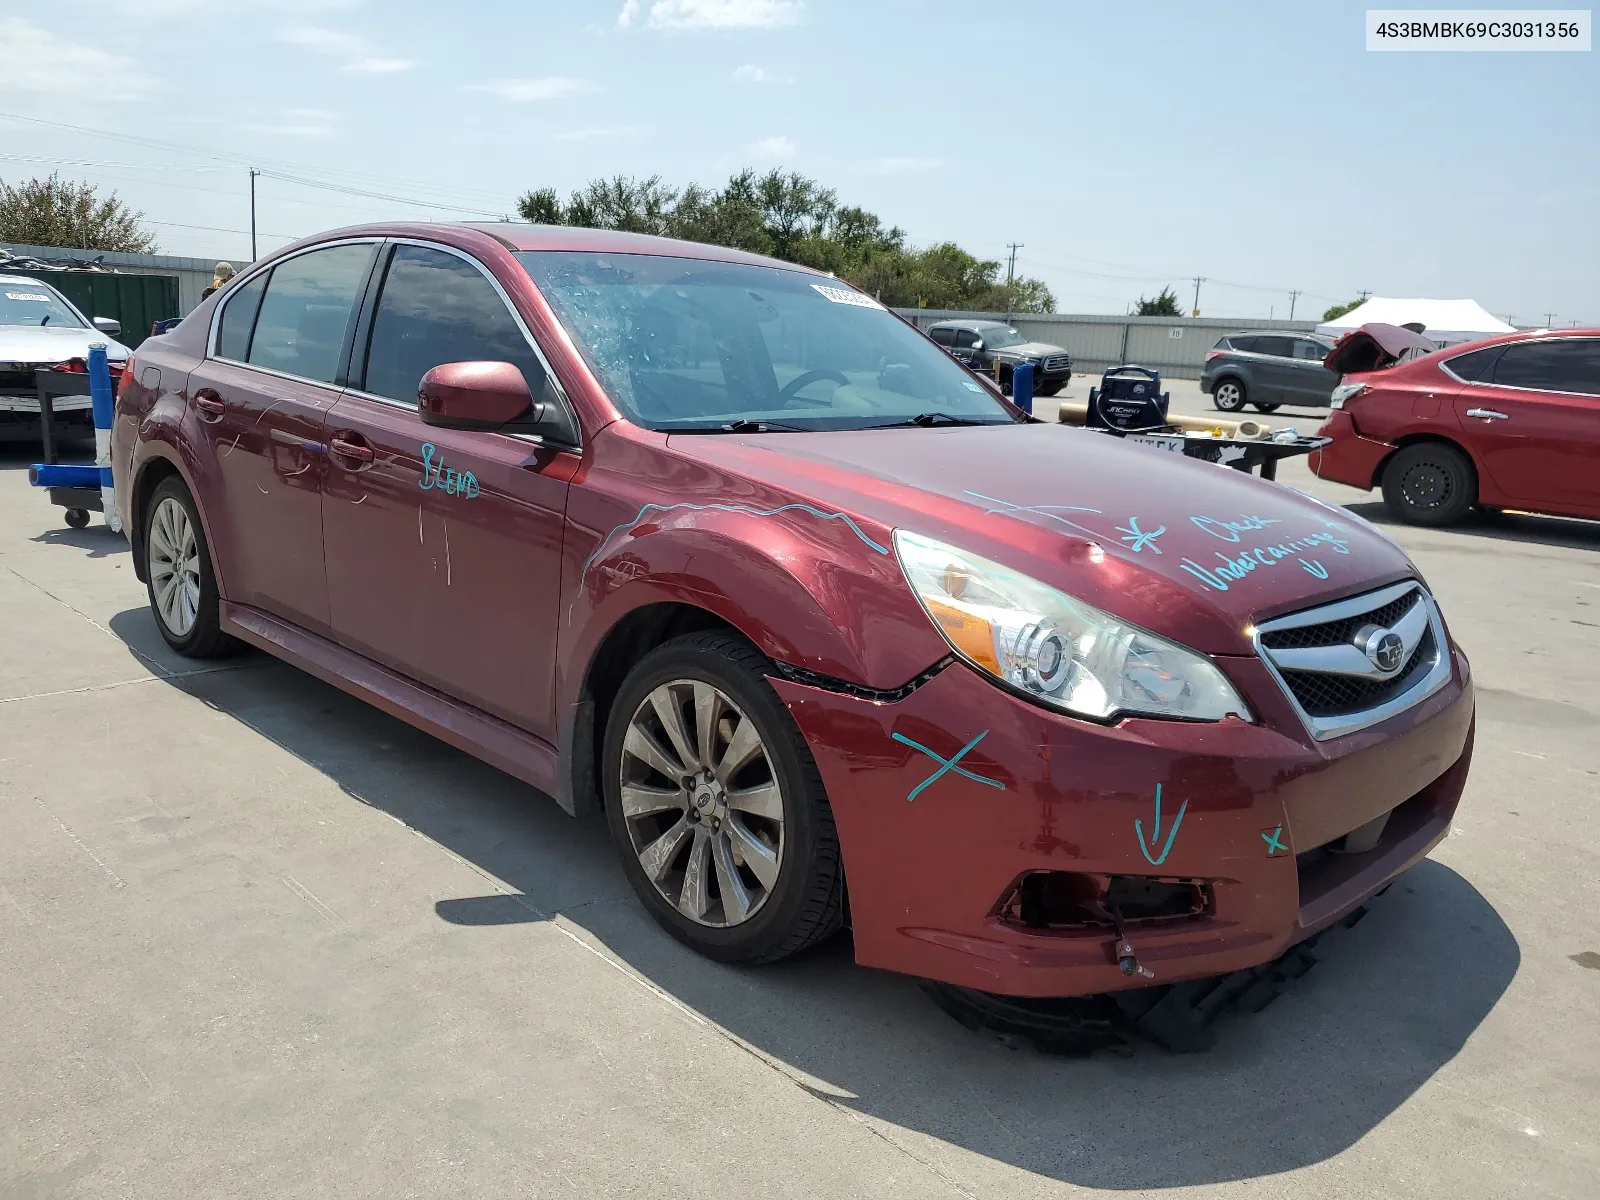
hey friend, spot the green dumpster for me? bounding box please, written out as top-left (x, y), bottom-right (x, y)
top-left (47, 271), bottom-right (180, 349)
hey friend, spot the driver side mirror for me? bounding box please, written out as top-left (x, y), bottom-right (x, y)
top-left (970, 339), bottom-right (984, 351)
top-left (419, 361), bottom-right (538, 430)
top-left (93, 316), bottom-right (121, 336)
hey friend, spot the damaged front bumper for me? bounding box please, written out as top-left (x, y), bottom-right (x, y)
top-left (770, 648), bottom-right (1474, 998)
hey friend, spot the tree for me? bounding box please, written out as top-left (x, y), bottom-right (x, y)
top-left (1135, 287), bottom-right (1181, 317)
top-left (515, 169), bottom-right (1056, 313)
top-left (1322, 299), bottom-right (1364, 322)
top-left (0, 174), bottom-right (157, 253)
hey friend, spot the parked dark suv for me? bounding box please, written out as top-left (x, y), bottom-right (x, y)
top-left (926, 319), bottom-right (1072, 396)
top-left (1200, 331), bottom-right (1338, 413)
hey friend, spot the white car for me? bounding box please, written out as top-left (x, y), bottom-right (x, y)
top-left (0, 273), bottom-right (131, 444)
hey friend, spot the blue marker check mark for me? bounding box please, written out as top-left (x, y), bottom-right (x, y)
top-left (892, 731), bottom-right (1006, 802)
top-left (1135, 783), bottom-right (1187, 866)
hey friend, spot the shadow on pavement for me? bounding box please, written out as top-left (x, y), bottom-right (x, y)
top-left (1344, 499), bottom-right (1600, 554)
top-left (131, 605), bottom-right (1519, 1192)
top-left (30, 525), bottom-right (131, 560)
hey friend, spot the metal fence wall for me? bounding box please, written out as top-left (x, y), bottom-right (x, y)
top-left (1, 244), bottom-right (233, 316)
top-left (894, 309), bottom-right (1320, 380)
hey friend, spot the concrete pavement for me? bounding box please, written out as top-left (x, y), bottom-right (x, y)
top-left (2, 430), bottom-right (1597, 1198)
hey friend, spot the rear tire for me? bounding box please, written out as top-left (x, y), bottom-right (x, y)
top-left (602, 631), bottom-right (845, 964)
top-left (143, 477), bottom-right (238, 658)
top-left (1381, 442), bottom-right (1476, 526)
top-left (1213, 378), bottom-right (1247, 412)
top-left (1253, 402), bottom-right (1280, 414)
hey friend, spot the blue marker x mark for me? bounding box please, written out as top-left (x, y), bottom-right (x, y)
top-left (891, 731), bottom-right (1006, 802)
top-left (1116, 516), bottom-right (1166, 554)
top-left (1135, 783), bottom-right (1187, 866)
top-left (1262, 825), bottom-right (1287, 856)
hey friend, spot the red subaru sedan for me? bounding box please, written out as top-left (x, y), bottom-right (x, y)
top-left (1310, 328), bottom-right (1600, 526)
top-left (112, 224), bottom-right (1475, 999)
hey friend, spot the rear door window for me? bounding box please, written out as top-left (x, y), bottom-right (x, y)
top-left (1444, 345), bottom-right (1502, 382)
top-left (1492, 340), bottom-right (1600, 395)
top-left (216, 273), bottom-right (267, 362)
top-left (1228, 336), bottom-right (1259, 353)
top-left (1253, 335), bottom-right (1295, 358)
top-left (246, 243), bottom-right (376, 384)
top-left (360, 244), bottom-right (545, 403)
top-left (928, 326), bottom-right (954, 346)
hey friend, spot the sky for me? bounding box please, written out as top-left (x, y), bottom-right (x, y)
top-left (2, 0), bottom-right (1595, 324)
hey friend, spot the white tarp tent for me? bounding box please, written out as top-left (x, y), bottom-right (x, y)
top-left (1315, 297), bottom-right (1515, 347)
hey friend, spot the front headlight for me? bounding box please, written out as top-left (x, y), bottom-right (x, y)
top-left (894, 530), bottom-right (1252, 723)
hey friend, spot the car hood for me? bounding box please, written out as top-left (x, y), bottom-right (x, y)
top-left (0, 324), bottom-right (131, 363)
top-left (667, 422), bottom-right (1416, 655)
top-left (989, 341), bottom-right (1068, 361)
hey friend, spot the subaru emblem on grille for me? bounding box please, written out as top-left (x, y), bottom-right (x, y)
top-left (1252, 581), bottom-right (1451, 741)
top-left (1356, 625), bottom-right (1406, 674)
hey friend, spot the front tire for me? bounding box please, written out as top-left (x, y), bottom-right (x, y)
top-left (1381, 442), bottom-right (1476, 526)
top-left (143, 477), bottom-right (237, 657)
top-left (602, 631), bottom-right (845, 964)
top-left (1213, 378), bottom-right (1248, 412)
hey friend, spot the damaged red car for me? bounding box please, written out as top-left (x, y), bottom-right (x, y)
top-left (112, 224), bottom-right (1475, 1001)
top-left (1311, 324), bottom-right (1600, 526)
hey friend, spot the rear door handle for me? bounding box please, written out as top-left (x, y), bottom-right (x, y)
top-left (194, 389), bottom-right (225, 422)
top-left (327, 431), bottom-right (375, 466)
top-left (1465, 408), bottom-right (1509, 421)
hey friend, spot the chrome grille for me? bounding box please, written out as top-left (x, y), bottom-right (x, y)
top-left (1042, 354), bottom-right (1072, 373)
top-left (1253, 581), bottom-right (1451, 740)
top-left (1259, 591), bottom-right (1417, 651)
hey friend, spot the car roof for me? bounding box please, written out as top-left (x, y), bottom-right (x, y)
top-left (1223, 329), bottom-right (1329, 340)
top-left (927, 319), bottom-right (1011, 331)
top-left (275, 222), bottom-right (824, 277)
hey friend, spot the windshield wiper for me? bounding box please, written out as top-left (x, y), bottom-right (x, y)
top-left (868, 412), bottom-right (1001, 429)
top-left (670, 419), bottom-right (811, 434)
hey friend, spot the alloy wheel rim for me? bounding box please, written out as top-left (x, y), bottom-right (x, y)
top-left (1217, 383), bottom-right (1241, 408)
top-left (619, 680), bottom-right (785, 928)
top-left (148, 497), bottom-right (201, 637)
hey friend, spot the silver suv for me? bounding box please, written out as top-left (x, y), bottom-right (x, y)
top-left (1199, 331), bottom-right (1337, 413)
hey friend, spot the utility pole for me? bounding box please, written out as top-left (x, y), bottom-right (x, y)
top-left (1288, 290), bottom-right (1302, 321)
top-left (1004, 243), bottom-right (1023, 321)
top-left (1190, 276), bottom-right (1205, 317)
top-left (1358, 289), bottom-right (1371, 301)
top-left (1543, 311), bottom-right (1556, 327)
top-left (249, 168), bottom-right (260, 262)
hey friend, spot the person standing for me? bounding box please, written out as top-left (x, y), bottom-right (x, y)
top-left (200, 261), bottom-right (236, 301)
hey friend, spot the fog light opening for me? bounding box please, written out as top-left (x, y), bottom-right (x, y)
top-left (997, 871), bottom-right (1212, 932)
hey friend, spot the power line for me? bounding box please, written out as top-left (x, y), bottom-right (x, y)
top-left (0, 111), bottom-right (518, 211)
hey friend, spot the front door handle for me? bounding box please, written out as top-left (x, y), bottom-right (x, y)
top-left (327, 432), bottom-right (375, 466)
top-left (1465, 408), bottom-right (1509, 421)
top-left (194, 389), bottom-right (225, 422)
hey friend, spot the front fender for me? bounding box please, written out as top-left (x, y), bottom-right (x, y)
top-left (559, 514), bottom-right (947, 708)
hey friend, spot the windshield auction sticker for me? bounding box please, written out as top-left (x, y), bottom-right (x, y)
top-left (4, 292), bottom-right (51, 302)
top-left (1367, 9), bottom-right (1591, 49)
top-left (811, 283), bottom-right (884, 308)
